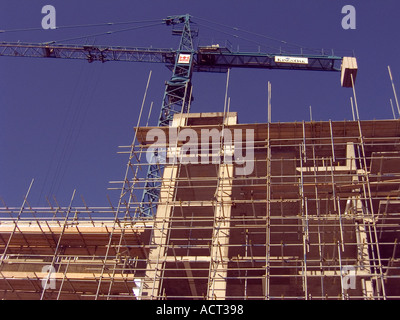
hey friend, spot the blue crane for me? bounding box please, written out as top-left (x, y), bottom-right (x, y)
top-left (0, 14), bottom-right (357, 217)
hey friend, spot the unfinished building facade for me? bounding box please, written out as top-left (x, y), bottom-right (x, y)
top-left (1, 112), bottom-right (400, 299)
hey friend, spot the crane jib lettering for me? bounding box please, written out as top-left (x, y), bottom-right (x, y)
top-left (274, 56), bottom-right (309, 64)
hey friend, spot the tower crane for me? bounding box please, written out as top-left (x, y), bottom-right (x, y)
top-left (0, 14), bottom-right (358, 217)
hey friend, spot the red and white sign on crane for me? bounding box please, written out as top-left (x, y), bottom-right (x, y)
top-left (178, 53), bottom-right (191, 64)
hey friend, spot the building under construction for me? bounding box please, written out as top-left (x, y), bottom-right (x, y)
top-left (1, 111), bottom-right (399, 300)
top-left (1, 13), bottom-right (400, 301)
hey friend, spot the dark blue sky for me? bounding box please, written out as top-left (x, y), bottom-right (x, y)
top-left (1, 0), bottom-right (400, 207)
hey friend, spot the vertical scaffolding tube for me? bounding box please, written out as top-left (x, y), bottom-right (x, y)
top-left (264, 122), bottom-right (271, 300)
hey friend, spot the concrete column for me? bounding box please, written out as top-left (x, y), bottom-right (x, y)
top-left (141, 165), bottom-right (178, 299)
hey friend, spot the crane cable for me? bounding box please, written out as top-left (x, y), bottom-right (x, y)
top-left (0, 19), bottom-right (165, 46)
top-left (41, 22), bottom-right (164, 44)
top-left (52, 64), bottom-right (104, 199)
top-left (194, 21), bottom-right (284, 53)
top-left (37, 63), bottom-right (104, 203)
top-left (54, 67), bottom-right (104, 199)
top-left (50, 66), bottom-right (96, 198)
top-left (0, 18), bottom-right (162, 34)
top-left (193, 15), bottom-right (324, 55)
top-left (36, 61), bottom-right (87, 205)
top-left (2, 14), bottom-right (324, 54)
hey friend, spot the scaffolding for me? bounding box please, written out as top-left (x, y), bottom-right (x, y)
top-left (1, 112), bottom-right (400, 300)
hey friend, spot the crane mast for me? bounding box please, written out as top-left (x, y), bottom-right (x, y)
top-left (0, 14), bottom-right (357, 217)
top-left (141, 14), bottom-right (196, 216)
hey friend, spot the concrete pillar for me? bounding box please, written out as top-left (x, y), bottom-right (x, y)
top-left (207, 162), bottom-right (234, 299)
